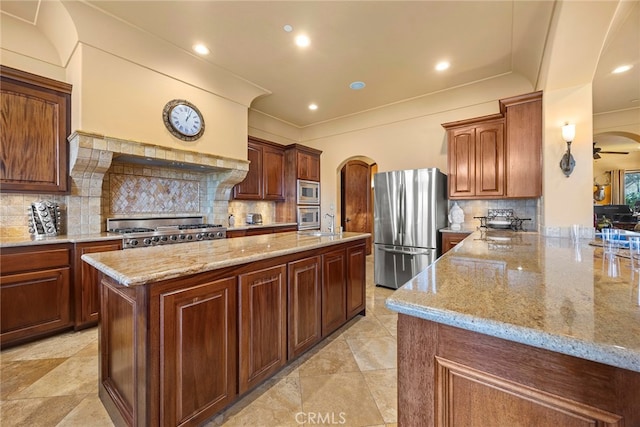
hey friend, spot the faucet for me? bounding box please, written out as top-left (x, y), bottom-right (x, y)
top-left (325, 213), bottom-right (335, 233)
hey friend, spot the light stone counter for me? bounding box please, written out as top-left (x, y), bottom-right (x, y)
top-left (385, 229), bottom-right (640, 373)
top-left (82, 231), bottom-right (369, 287)
top-left (227, 222), bottom-right (297, 231)
top-left (0, 232), bottom-right (123, 248)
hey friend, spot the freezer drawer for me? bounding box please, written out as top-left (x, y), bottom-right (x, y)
top-left (374, 244), bottom-right (436, 289)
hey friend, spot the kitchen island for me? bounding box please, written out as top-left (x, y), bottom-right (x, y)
top-left (82, 231), bottom-right (368, 426)
top-left (386, 229), bottom-right (640, 426)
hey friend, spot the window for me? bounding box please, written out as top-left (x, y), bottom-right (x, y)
top-left (625, 170), bottom-right (640, 209)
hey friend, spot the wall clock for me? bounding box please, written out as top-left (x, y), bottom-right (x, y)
top-left (162, 99), bottom-right (205, 141)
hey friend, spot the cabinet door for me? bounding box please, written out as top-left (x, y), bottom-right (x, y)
top-left (239, 264), bottom-right (287, 393)
top-left (475, 122), bottom-right (505, 197)
top-left (288, 256), bottom-right (321, 359)
top-left (321, 249), bottom-right (347, 336)
top-left (263, 145), bottom-right (285, 200)
top-left (0, 66), bottom-right (71, 193)
top-left (297, 151), bottom-right (320, 181)
top-left (447, 127), bottom-right (476, 198)
top-left (346, 244), bottom-right (366, 319)
top-left (74, 241), bottom-right (122, 329)
top-left (160, 277), bottom-right (237, 426)
top-left (505, 97), bottom-right (542, 198)
top-left (1, 267), bottom-right (71, 345)
top-left (233, 142), bottom-right (263, 199)
top-left (441, 232), bottom-right (470, 255)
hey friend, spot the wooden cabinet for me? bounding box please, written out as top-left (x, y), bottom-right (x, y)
top-left (0, 244), bottom-right (72, 346)
top-left (159, 277), bottom-right (237, 425)
top-left (277, 144), bottom-right (323, 223)
top-left (296, 149), bottom-right (321, 181)
top-left (441, 232), bottom-right (471, 255)
top-left (227, 225), bottom-right (297, 238)
top-left (443, 91), bottom-right (542, 200)
top-left (73, 240), bottom-right (122, 330)
top-left (398, 315), bottom-right (640, 426)
top-left (445, 117), bottom-right (505, 199)
top-left (0, 66), bottom-right (71, 193)
top-left (346, 243), bottom-right (366, 319)
top-left (321, 249), bottom-right (347, 336)
top-left (233, 137), bottom-right (284, 201)
top-left (95, 237), bottom-right (368, 426)
top-left (238, 264), bottom-right (287, 393)
top-left (500, 91), bottom-right (543, 198)
top-left (287, 256), bottom-right (322, 359)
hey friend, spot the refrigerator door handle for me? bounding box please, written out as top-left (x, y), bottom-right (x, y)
top-left (380, 247), bottom-right (431, 256)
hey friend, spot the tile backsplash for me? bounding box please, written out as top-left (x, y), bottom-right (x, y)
top-left (452, 198), bottom-right (540, 231)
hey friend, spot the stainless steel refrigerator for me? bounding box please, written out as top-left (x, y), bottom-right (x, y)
top-left (373, 168), bottom-right (447, 289)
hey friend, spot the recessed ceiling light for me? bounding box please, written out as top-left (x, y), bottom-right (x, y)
top-left (435, 61), bottom-right (450, 71)
top-left (295, 35), bottom-right (311, 47)
top-left (612, 64), bottom-right (633, 74)
top-left (308, 103), bottom-right (318, 110)
top-left (349, 81), bottom-right (366, 90)
top-left (283, 24), bottom-right (293, 32)
top-left (193, 44), bottom-right (210, 55)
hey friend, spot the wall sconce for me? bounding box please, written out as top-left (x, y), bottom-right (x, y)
top-left (559, 123), bottom-right (576, 177)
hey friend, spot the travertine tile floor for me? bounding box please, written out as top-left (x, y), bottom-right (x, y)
top-left (1, 255), bottom-right (399, 426)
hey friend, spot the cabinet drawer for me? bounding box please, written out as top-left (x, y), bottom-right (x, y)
top-left (2, 246), bottom-right (70, 274)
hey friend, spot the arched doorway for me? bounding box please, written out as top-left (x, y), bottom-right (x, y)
top-left (339, 158), bottom-right (377, 254)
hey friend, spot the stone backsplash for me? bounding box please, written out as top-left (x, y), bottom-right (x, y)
top-left (0, 131), bottom-right (249, 237)
top-left (452, 198), bottom-right (540, 231)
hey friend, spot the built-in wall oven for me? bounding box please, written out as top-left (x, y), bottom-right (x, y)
top-left (297, 179), bottom-right (320, 205)
top-left (297, 206), bottom-right (320, 230)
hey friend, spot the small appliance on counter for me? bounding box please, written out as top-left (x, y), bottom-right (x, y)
top-left (28, 200), bottom-right (62, 237)
top-left (246, 213), bottom-right (263, 225)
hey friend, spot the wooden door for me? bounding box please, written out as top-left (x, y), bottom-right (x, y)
top-left (321, 249), bottom-right (347, 336)
top-left (447, 126), bottom-right (476, 198)
top-left (160, 277), bottom-right (237, 425)
top-left (263, 145), bottom-right (285, 200)
top-left (239, 264), bottom-right (287, 393)
top-left (341, 160), bottom-right (373, 254)
top-left (346, 244), bottom-right (366, 319)
top-left (475, 121), bottom-right (505, 197)
top-left (288, 256), bottom-right (322, 359)
top-left (1, 267), bottom-right (71, 345)
top-left (74, 241), bottom-right (122, 329)
top-left (233, 142), bottom-right (263, 199)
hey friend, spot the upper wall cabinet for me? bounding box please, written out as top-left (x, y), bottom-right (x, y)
top-left (443, 91), bottom-right (542, 200)
top-left (295, 147), bottom-right (321, 182)
top-left (0, 66), bottom-right (72, 193)
top-left (233, 137), bottom-right (285, 201)
top-left (500, 91), bottom-right (543, 198)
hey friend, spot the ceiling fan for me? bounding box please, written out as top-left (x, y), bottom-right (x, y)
top-left (593, 142), bottom-right (629, 159)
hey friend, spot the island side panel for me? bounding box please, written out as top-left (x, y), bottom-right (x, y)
top-left (397, 314), bottom-right (640, 426)
top-left (99, 273), bottom-right (148, 427)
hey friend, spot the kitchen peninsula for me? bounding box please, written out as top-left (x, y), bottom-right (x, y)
top-left (386, 230), bottom-right (640, 425)
top-left (81, 231), bottom-right (368, 426)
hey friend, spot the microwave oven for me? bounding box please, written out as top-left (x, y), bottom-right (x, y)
top-left (297, 179), bottom-right (320, 205)
top-left (297, 206), bottom-right (320, 230)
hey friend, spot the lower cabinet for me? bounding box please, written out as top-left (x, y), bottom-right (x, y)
top-left (346, 244), bottom-right (366, 318)
top-left (288, 256), bottom-right (322, 359)
top-left (159, 277), bottom-right (237, 426)
top-left (96, 239), bottom-right (367, 426)
top-left (0, 244), bottom-right (72, 347)
top-left (322, 249), bottom-right (348, 336)
top-left (441, 231), bottom-right (472, 255)
top-left (73, 240), bottom-right (122, 329)
top-left (238, 264), bottom-right (287, 393)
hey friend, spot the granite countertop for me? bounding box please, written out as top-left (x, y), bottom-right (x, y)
top-left (385, 229), bottom-right (640, 373)
top-left (0, 232), bottom-right (123, 248)
top-left (439, 226), bottom-right (476, 234)
top-left (227, 222), bottom-right (298, 231)
top-left (82, 231), bottom-right (369, 287)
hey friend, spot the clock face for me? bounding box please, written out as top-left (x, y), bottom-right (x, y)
top-left (162, 99), bottom-right (205, 141)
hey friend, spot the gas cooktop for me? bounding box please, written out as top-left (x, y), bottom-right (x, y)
top-left (107, 216), bottom-right (226, 249)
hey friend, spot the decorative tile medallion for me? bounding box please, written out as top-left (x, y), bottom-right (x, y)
top-left (110, 175), bottom-right (200, 214)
